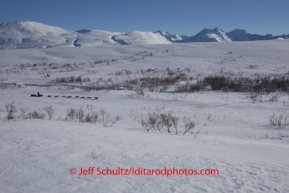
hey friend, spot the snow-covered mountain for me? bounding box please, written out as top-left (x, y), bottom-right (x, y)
top-left (157, 28), bottom-right (289, 43)
top-left (154, 30), bottom-right (189, 43)
top-left (0, 21), bottom-right (171, 49)
top-left (0, 21), bottom-right (77, 49)
top-left (188, 28), bottom-right (232, 42)
top-left (0, 21), bottom-right (128, 49)
top-left (226, 29), bottom-right (289, 41)
top-left (75, 29), bottom-right (122, 46)
top-left (111, 31), bottom-right (171, 45)
top-left (0, 21), bottom-right (288, 49)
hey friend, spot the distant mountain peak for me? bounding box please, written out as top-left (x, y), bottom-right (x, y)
top-left (213, 27), bottom-right (222, 31)
top-left (190, 27), bottom-right (231, 42)
top-left (76, 29), bottom-right (92, 33)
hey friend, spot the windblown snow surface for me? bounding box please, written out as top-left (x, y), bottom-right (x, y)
top-left (1, 40), bottom-right (289, 193)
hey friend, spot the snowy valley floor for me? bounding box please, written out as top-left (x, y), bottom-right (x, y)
top-left (1, 40), bottom-right (289, 192)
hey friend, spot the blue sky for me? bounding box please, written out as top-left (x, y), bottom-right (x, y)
top-left (0, 0), bottom-right (288, 36)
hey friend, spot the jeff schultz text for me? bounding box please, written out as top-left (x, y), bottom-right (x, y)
top-left (75, 167), bottom-right (220, 176)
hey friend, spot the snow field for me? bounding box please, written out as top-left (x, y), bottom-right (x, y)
top-left (0, 40), bottom-right (289, 192)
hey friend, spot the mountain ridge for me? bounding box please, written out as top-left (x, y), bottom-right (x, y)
top-left (0, 21), bottom-right (288, 49)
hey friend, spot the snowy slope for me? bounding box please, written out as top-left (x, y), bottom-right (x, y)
top-left (112, 31), bottom-right (172, 45)
top-left (0, 21), bottom-right (77, 49)
top-left (74, 29), bottom-right (122, 46)
top-left (155, 31), bottom-right (189, 42)
top-left (0, 21), bottom-right (172, 49)
top-left (188, 28), bottom-right (232, 42)
top-left (1, 40), bottom-right (289, 192)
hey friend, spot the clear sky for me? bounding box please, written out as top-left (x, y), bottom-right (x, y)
top-left (0, 0), bottom-right (288, 36)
